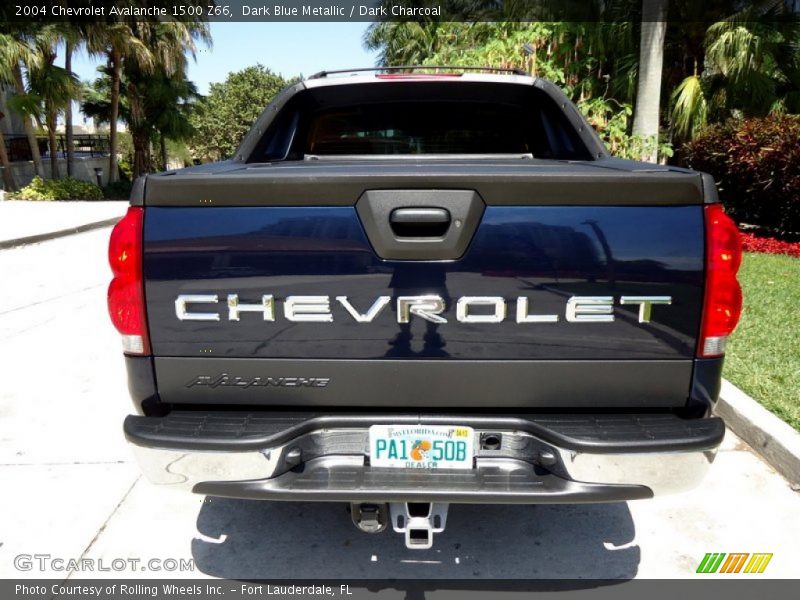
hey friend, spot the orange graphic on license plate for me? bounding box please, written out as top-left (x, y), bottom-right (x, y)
top-left (411, 440), bottom-right (432, 461)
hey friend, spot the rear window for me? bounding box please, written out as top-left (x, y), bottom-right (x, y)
top-left (306, 102), bottom-right (532, 155)
top-left (250, 81), bottom-right (592, 161)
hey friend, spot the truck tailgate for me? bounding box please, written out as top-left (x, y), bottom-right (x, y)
top-left (140, 162), bottom-right (705, 409)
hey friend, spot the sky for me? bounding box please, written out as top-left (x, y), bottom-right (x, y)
top-left (70, 22), bottom-right (378, 95)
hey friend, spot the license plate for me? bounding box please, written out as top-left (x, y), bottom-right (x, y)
top-left (369, 425), bottom-right (474, 469)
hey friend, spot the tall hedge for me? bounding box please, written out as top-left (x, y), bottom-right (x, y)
top-left (681, 115), bottom-right (800, 234)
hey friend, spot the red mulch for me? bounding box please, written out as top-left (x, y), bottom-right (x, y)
top-left (740, 231), bottom-right (800, 258)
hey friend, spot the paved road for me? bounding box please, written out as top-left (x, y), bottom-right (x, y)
top-left (1, 228), bottom-right (798, 583)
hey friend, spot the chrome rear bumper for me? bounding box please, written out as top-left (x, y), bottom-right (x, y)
top-left (125, 413), bottom-right (722, 502)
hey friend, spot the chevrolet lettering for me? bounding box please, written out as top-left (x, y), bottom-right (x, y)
top-left (174, 294), bottom-right (673, 324)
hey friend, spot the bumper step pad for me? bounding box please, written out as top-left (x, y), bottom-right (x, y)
top-left (194, 457), bottom-right (652, 504)
top-left (125, 410), bottom-right (725, 453)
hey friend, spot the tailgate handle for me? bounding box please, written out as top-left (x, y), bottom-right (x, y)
top-left (357, 189), bottom-right (485, 260)
top-left (390, 207), bottom-right (451, 238)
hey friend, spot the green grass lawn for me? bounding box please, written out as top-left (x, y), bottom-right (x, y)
top-left (724, 252), bottom-right (800, 431)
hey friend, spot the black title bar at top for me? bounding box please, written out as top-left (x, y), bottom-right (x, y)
top-left (4, 0), bottom-right (800, 23)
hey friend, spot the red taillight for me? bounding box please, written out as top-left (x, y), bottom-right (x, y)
top-left (699, 204), bottom-right (743, 357)
top-left (107, 207), bottom-right (150, 354)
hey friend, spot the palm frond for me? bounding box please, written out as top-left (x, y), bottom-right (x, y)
top-left (671, 74), bottom-right (708, 140)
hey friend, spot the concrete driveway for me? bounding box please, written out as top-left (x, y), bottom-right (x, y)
top-left (1, 228), bottom-right (798, 582)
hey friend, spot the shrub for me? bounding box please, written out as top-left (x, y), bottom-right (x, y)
top-left (13, 176), bottom-right (104, 201)
top-left (116, 131), bottom-right (134, 181)
top-left (681, 115), bottom-right (800, 234)
top-left (102, 180), bottom-right (133, 200)
top-left (579, 97), bottom-right (674, 161)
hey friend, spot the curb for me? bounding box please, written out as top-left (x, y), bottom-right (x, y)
top-left (0, 216), bottom-right (121, 250)
top-left (716, 379), bottom-right (800, 488)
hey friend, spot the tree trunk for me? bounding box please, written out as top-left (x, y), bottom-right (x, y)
top-left (632, 0), bottom-right (668, 163)
top-left (13, 63), bottom-right (43, 176)
top-left (0, 129), bottom-right (17, 192)
top-left (160, 132), bottom-right (167, 171)
top-left (108, 49), bottom-right (121, 183)
top-left (47, 110), bottom-right (59, 179)
top-left (65, 40), bottom-right (75, 177)
top-left (132, 131), bottom-right (148, 179)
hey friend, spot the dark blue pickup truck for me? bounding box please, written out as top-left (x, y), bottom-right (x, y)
top-left (109, 67), bottom-right (742, 549)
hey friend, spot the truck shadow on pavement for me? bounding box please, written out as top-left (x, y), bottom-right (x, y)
top-left (191, 498), bottom-right (639, 586)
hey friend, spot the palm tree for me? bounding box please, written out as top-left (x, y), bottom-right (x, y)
top-left (0, 26), bottom-right (44, 176)
top-left (671, 5), bottom-right (800, 140)
top-left (61, 24), bottom-right (84, 177)
top-left (631, 0), bottom-right (669, 162)
top-left (117, 66), bottom-right (199, 174)
top-left (124, 21), bottom-right (209, 178)
top-left (80, 70), bottom-right (124, 129)
top-left (85, 24), bottom-right (152, 183)
top-left (150, 72), bottom-right (198, 171)
top-left (364, 21), bottom-right (443, 66)
top-left (27, 27), bottom-right (80, 179)
top-left (85, 21), bottom-right (209, 182)
top-left (82, 21), bottom-right (209, 179)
